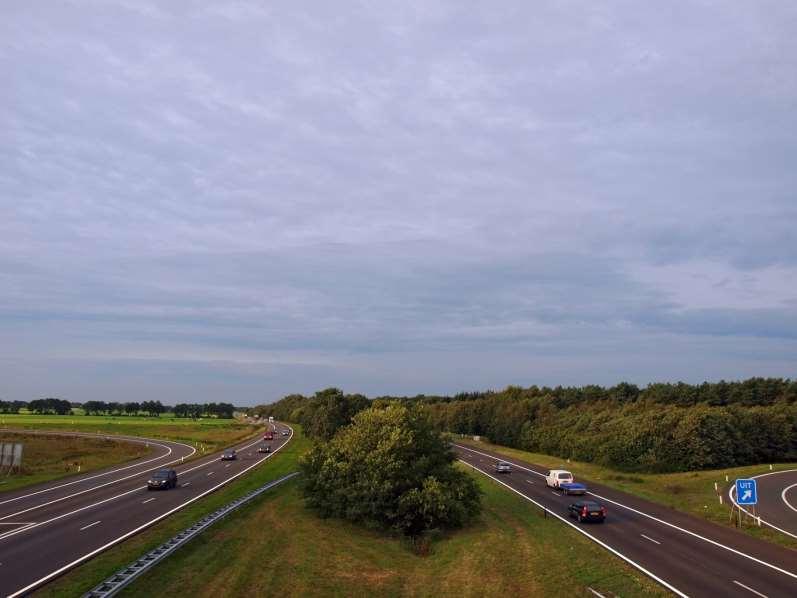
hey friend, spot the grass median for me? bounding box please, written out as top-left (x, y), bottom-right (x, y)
top-left (457, 437), bottom-right (797, 550)
top-left (0, 432), bottom-right (149, 493)
top-left (112, 431), bottom-right (665, 598)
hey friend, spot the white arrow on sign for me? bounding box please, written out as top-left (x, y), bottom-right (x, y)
top-left (742, 490), bottom-right (752, 501)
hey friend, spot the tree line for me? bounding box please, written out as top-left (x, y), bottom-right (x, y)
top-left (173, 402), bottom-right (236, 419)
top-left (82, 400), bottom-right (167, 416)
top-left (255, 378), bottom-right (797, 473)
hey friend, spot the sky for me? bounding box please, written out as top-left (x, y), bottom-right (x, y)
top-left (2, 1), bottom-right (796, 405)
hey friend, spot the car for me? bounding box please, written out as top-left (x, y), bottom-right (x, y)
top-left (545, 469), bottom-right (574, 488)
top-left (147, 468), bottom-right (177, 490)
top-left (281, 430), bottom-right (289, 436)
top-left (221, 449), bottom-right (237, 461)
top-left (568, 500), bottom-right (606, 523)
top-left (559, 481), bottom-right (587, 495)
top-left (494, 461), bottom-right (512, 473)
top-left (258, 444), bottom-right (271, 454)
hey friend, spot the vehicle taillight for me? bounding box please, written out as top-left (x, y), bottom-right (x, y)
top-left (601, 507), bottom-right (606, 515)
top-left (582, 506), bottom-right (588, 516)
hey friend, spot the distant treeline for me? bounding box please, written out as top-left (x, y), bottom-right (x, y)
top-left (0, 400), bottom-right (30, 414)
top-left (173, 402), bottom-right (235, 419)
top-left (82, 400), bottom-right (167, 416)
top-left (254, 378), bottom-right (797, 472)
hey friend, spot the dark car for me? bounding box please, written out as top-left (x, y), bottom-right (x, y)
top-left (147, 468), bottom-right (177, 490)
top-left (221, 449), bottom-right (237, 461)
top-left (258, 444), bottom-right (271, 454)
top-left (568, 500), bottom-right (606, 523)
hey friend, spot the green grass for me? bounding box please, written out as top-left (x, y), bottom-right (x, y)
top-left (0, 413), bottom-right (255, 455)
top-left (457, 437), bottom-right (797, 550)
top-left (0, 431), bottom-right (149, 493)
top-left (103, 431), bottom-right (668, 598)
top-left (34, 425), bottom-right (309, 598)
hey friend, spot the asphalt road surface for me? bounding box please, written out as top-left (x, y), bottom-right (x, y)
top-left (0, 423), bottom-right (292, 597)
top-left (730, 469), bottom-right (797, 542)
top-left (455, 443), bottom-right (797, 598)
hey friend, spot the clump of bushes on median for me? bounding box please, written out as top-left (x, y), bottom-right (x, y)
top-left (299, 403), bottom-right (482, 544)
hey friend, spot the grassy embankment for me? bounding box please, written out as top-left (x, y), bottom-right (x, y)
top-left (457, 437), bottom-right (797, 550)
top-left (0, 432), bottom-right (149, 493)
top-left (75, 426), bottom-right (668, 598)
top-left (0, 413), bottom-right (256, 454)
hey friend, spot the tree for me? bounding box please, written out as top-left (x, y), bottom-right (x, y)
top-left (300, 403), bottom-right (481, 537)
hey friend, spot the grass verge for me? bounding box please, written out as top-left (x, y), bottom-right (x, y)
top-left (0, 432), bottom-right (149, 493)
top-left (0, 413), bottom-right (255, 454)
top-left (113, 440), bottom-right (666, 597)
top-left (457, 437), bottom-right (797, 550)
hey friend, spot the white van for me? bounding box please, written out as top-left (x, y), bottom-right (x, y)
top-left (545, 469), bottom-right (574, 488)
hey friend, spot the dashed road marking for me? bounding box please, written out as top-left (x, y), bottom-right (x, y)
top-left (142, 498), bottom-right (155, 504)
top-left (640, 534), bottom-right (661, 545)
top-left (79, 521), bottom-right (101, 531)
top-left (207, 471), bottom-right (215, 476)
top-left (733, 580), bottom-right (768, 597)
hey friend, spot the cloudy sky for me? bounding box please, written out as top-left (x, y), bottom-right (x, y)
top-left (2, 1), bottom-right (796, 405)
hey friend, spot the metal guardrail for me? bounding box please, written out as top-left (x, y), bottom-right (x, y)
top-left (83, 471), bottom-right (300, 597)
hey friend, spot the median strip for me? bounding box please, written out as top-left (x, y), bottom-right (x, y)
top-left (82, 472), bottom-right (299, 598)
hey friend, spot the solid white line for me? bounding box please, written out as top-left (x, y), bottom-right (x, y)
top-left (79, 521), bottom-right (101, 531)
top-left (780, 483), bottom-right (797, 514)
top-left (640, 534), bottom-right (661, 545)
top-left (733, 580), bottom-right (769, 597)
top-left (586, 588), bottom-right (606, 598)
top-left (0, 430), bottom-right (272, 542)
top-left (455, 444), bottom-right (797, 582)
top-left (7, 425), bottom-right (294, 598)
top-left (458, 458), bottom-right (688, 597)
top-left (142, 498), bottom-right (155, 504)
top-left (0, 432), bottom-right (195, 508)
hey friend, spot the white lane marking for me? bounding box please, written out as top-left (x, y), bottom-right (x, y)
top-left (225, 464), bottom-right (231, 468)
top-left (550, 491), bottom-right (560, 496)
top-left (587, 588), bottom-right (606, 598)
top-left (0, 523), bottom-right (36, 540)
top-left (0, 432), bottom-right (273, 543)
top-left (456, 444), bottom-right (797, 582)
top-left (182, 482), bottom-right (191, 487)
top-left (458, 458), bottom-right (687, 598)
top-left (79, 521), bottom-right (101, 531)
top-left (0, 433), bottom-right (195, 508)
top-left (207, 471), bottom-right (215, 476)
top-left (8, 425), bottom-right (294, 598)
top-left (733, 580), bottom-right (769, 597)
top-left (142, 498), bottom-right (155, 504)
top-left (0, 441), bottom-right (196, 521)
top-left (640, 534), bottom-right (661, 545)
top-left (729, 469), bottom-right (797, 540)
top-left (526, 479), bottom-right (535, 484)
top-left (780, 483), bottom-right (797, 514)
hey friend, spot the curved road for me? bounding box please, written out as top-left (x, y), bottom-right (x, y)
top-left (730, 469), bottom-right (797, 541)
top-left (456, 443), bottom-right (797, 598)
top-left (0, 423), bottom-right (293, 597)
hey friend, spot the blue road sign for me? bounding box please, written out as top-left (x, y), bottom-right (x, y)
top-left (735, 478), bottom-right (758, 505)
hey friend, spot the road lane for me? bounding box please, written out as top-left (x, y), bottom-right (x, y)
top-left (730, 469), bottom-right (797, 541)
top-left (455, 443), bottom-right (797, 598)
top-left (0, 423), bottom-right (292, 597)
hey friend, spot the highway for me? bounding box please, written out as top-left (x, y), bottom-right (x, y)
top-left (0, 423), bottom-right (292, 597)
top-left (455, 443), bottom-right (797, 598)
top-left (730, 469), bottom-right (797, 542)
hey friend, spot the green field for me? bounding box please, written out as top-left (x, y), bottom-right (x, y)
top-left (457, 437), bottom-right (797, 550)
top-left (0, 431), bottom-right (149, 493)
top-left (0, 413), bottom-right (256, 455)
top-left (31, 425), bottom-right (665, 598)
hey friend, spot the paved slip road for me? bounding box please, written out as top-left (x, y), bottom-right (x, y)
top-left (730, 469), bottom-right (797, 542)
top-left (455, 443), bottom-right (797, 598)
top-left (0, 423), bottom-right (293, 597)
